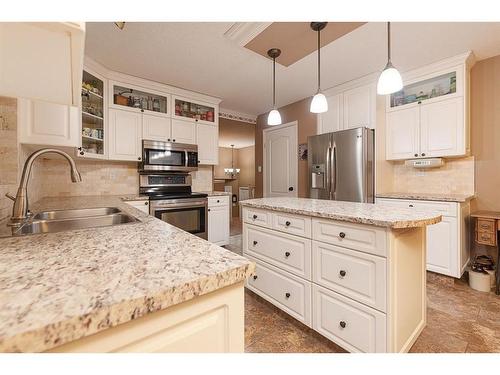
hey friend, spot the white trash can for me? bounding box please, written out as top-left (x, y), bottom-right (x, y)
top-left (469, 270), bottom-right (492, 292)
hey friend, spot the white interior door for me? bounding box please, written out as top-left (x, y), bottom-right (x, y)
top-left (263, 122), bottom-right (298, 197)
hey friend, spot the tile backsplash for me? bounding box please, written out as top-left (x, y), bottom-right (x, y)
top-left (391, 156), bottom-right (475, 195)
top-left (0, 97), bottom-right (18, 220)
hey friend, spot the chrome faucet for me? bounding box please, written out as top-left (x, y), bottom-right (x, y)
top-left (5, 148), bottom-right (82, 227)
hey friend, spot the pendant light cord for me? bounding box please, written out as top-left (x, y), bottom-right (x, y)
top-left (317, 28), bottom-right (321, 92)
top-left (273, 56), bottom-right (276, 108)
top-left (387, 22), bottom-right (391, 63)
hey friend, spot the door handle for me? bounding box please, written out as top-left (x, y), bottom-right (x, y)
top-left (288, 187), bottom-right (294, 192)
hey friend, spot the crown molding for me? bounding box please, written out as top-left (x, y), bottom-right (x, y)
top-left (224, 22), bottom-right (272, 46)
top-left (219, 108), bottom-right (257, 124)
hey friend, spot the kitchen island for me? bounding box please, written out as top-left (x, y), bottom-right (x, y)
top-left (0, 196), bottom-right (254, 353)
top-left (240, 197), bottom-right (441, 353)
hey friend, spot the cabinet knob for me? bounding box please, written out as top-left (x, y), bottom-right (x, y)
top-left (339, 321), bottom-right (347, 329)
top-left (253, 275), bottom-right (258, 280)
top-left (285, 251), bottom-right (291, 258)
top-left (141, 109), bottom-right (144, 112)
top-left (253, 240), bottom-right (258, 246)
top-left (168, 138), bottom-right (171, 142)
top-left (339, 232), bottom-right (346, 239)
top-left (138, 157), bottom-right (141, 161)
top-left (77, 147), bottom-right (82, 151)
top-left (217, 200), bottom-right (220, 203)
top-left (173, 139), bottom-right (176, 142)
top-left (144, 201), bottom-right (149, 205)
top-left (288, 186), bottom-right (294, 192)
top-left (339, 270), bottom-right (346, 278)
top-left (285, 292), bottom-right (291, 299)
top-left (418, 101), bottom-right (422, 104)
top-left (80, 151), bottom-right (85, 156)
top-left (285, 221), bottom-right (291, 227)
top-left (252, 214), bottom-right (258, 220)
top-left (421, 153), bottom-right (426, 157)
top-left (414, 153), bottom-right (418, 157)
top-left (207, 208), bottom-right (211, 212)
top-left (409, 204), bottom-right (414, 208)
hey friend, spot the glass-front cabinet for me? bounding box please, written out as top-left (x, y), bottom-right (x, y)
top-left (388, 68), bottom-right (462, 111)
top-left (79, 69), bottom-right (107, 158)
top-left (109, 80), bottom-right (170, 117)
top-left (172, 95), bottom-right (218, 125)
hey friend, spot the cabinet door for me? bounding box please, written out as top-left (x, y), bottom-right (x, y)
top-left (171, 119), bottom-right (196, 144)
top-left (317, 93), bottom-right (343, 134)
top-left (142, 114), bottom-right (172, 142)
top-left (385, 106), bottom-right (420, 160)
top-left (197, 123), bottom-right (219, 165)
top-left (108, 109), bottom-right (142, 161)
top-left (17, 98), bottom-right (79, 147)
top-left (343, 84), bottom-right (375, 129)
top-left (419, 97), bottom-right (464, 158)
top-left (426, 216), bottom-right (458, 277)
top-left (208, 205), bottom-right (229, 245)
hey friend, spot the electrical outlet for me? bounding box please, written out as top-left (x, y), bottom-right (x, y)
top-left (258, 166), bottom-right (262, 173)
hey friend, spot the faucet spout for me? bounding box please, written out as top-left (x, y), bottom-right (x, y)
top-left (7, 148), bottom-right (82, 226)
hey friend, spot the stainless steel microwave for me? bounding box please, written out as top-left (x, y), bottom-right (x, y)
top-left (140, 140), bottom-right (198, 172)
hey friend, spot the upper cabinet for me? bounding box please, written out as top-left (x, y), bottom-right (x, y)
top-left (0, 23), bottom-right (85, 106)
top-left (317, 83), bottom-right (376, 135)
top-left (172, 96), bottom-right (218, 125)
top-left (109, 81), bottom-right (170, 117)
top-left (385, 52), bottom-right (474, 161)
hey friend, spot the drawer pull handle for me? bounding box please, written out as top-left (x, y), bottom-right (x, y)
top-left (285, 221), bottom-right (291, 227)
top-left (285, 251), bottom-right (291, 258)
top-left (339, 321), bottom-right (347, 329)
top-left (252, 214), bottom-right (258, 220)
top-left (409, 204), bottom-right (414, 208)
top-left (339, 232), bottom-right (346, 239)
top-left (480, 224), bottom-right (489, 229)
top-left (339, 270), bottom-right (347, 278)
top-left (253, 240), bottom-right (258, 246)
top-left (217, 200), bottom-right (220, 203)
top-left (253, 275), bottom-right (258, 280)
top-left (285, 292), bottom-right (291, 299)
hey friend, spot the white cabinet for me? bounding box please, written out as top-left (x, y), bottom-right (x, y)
top-left (142, 114), bottom-right (171, 142)
top-left (386, 106), bottom-right (420, 159)
top-left (208, 196), bottom-right (230, 246)
top-left (17, 98), bottom-right (79, 147)
top-left (419, 97), bottom-right (464, 158)
top-left (376, 197), bottom-right (470, 277)
top-left (108, 109), bottom-right (142, 161)
top-left (343, 84), bottom-right (376, 130)
top-left (317, 93), bottom-right (343, 134)
top-left (197, 123), bottom-right (219, 165)
top-left (171, 119), bottom-right (196, 144)
top-left (317, 83), bottom-right (376, 135)
top-left (124, 200), bottom-right (150, 214)
top-left (0, 23), bottom-right (85, 106)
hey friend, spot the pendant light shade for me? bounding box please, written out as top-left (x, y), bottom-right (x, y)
top-left (267, 48), bottom-right (282, 126)
top-left (310, 92), bottom-right (328, 113)
top-left (310, 22), bottom-right (328, 114)
top-left (377, 22), bottom-right (403, 95)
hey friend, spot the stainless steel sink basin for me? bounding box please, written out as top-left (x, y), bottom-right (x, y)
top-left (33, 207), bottom-right (121, 221)
top-left (11, 207), bottom-right (139, 236)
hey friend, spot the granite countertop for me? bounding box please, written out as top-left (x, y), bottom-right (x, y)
top-left (120, 194), bottom-right (149, 201)
top-left (196, 191), bottom-right (232, 197)
top-left (376, 192), bottom-right (475, 203)
top-left (240, 197), bottom-right (442, 229)
top-left (0, 196), bottom-right (254, 352)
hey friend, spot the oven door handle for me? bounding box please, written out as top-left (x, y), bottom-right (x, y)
top-left (152, 201), bottom-right (207, 209)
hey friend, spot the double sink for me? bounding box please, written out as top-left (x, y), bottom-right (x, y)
top-left (12, 207), bottom-right (139, 236)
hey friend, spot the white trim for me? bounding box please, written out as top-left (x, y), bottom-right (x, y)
top-left (223, 22), bottom-right (272, 46)
top-left (262, 120), bottom-right (299, 198)
top-left (219, 108), bottom-right (257, 124)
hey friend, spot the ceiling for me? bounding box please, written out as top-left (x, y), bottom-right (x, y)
top-left (85, 22), bottom-right (500, 116)
top-left (219, 119), bottom-right (255, 149)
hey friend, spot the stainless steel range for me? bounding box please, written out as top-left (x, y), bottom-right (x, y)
top-left (140, 173), bottom-right (208, 239)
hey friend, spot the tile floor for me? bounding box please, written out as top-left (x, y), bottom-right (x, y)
top-left (225, 222), bottom-right (500, 353)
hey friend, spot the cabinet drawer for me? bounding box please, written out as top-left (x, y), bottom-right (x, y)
top-left (476, 230), bottom-right (497, 246)
top-left (313, 284), bottom-right (386, 353)
top-left (242, 208), bottom-right (270, 228)
top-left (244, 224), bottom-right (311, 279)
top-left (208, 196), bottom-right (229, 207)
top-left (377, 198), bottom-right (457, 217)
top-left (272, 212), bottom-right (312, 238)
top-left (246, 256), bottom-right (312, 327)
top-left (312, 218), bottom-right (387, 257)
top-left (312, 241), bottom-right (386, 312)
top-left (476, 218), bottom-right (495, 233)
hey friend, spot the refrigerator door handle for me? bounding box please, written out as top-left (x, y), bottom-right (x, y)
top-left (332, 144), bottom-right (337, 199)
top-left (326, 146), bottom-right (332, 199)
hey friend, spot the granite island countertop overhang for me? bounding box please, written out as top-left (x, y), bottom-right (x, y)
top-left (240, 197), bottom-right (442, 228)
top-left (0, 196), bottom-right (254, 352)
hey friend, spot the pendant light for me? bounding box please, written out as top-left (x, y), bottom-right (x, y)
top-left (224, 145), bottom-right (240, 178)
top-left (310, 22), bottom-right (328, 114)
top-left (267, 48), bottom-right (282, 126)
top-left (377, 22), bottom-right (403, 95)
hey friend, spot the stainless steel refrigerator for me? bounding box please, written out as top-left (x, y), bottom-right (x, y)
top-left (308, 127), bottom-right (374, 203)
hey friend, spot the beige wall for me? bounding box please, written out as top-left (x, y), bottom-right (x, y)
top-left (238, 145), bottom-right (255, 188)
top-left (255, 98), bottom-right (316, 198)
top-left (470, 55), bottom-right (500, 212)
top-left (218, 117), bottom-right (255, 148)
top-left (0, 97), bottom-right (18, 220)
